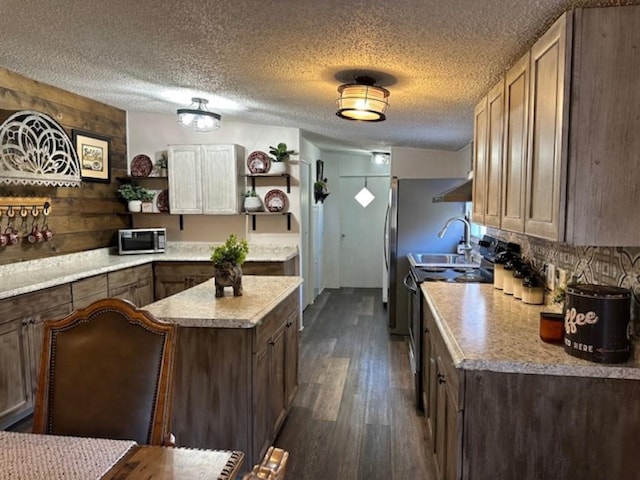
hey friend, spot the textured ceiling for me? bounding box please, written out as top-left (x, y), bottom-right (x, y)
top-left (0, 0), bottom-right (637, 151)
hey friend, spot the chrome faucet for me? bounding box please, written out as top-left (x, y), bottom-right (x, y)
top-left (437, 216), bottom-right (472, 260)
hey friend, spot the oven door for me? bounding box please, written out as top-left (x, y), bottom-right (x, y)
top-left (403, 271), bottom-right (423, 409)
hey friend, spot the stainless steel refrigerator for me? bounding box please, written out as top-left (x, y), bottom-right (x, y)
top-left (384, 177), bottom-right (466, 334)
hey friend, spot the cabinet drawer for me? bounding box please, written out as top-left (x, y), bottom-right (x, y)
top-left (154, 261), bottom-right (214, 278)
top-left (108, 264), bottom-right (153, 290)
top-left (0, 285), bottom-right (71, 323)
top-left (254, 291), bottom-right (297, 351)
top-left (71, 274), bottom-right (108, 307)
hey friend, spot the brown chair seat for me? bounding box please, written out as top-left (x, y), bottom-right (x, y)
top-left (32, 298), bottom-right (177, 445)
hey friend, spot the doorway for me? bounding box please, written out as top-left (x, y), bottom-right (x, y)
top-left (339, 176), bottom-right (389, 288)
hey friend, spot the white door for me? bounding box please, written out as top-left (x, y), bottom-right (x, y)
top-left (339, 176), bottom-right (389, 288)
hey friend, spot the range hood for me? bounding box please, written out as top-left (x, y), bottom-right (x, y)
top-left (432, 179), bottom-right (473, 203)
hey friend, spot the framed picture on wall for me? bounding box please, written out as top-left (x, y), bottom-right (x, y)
top-left (72, 130), bottom-right (111, 183)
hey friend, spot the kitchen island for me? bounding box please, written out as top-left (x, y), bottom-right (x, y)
top-left (143, 275), bottom-right (303, 467)
top-left (421, 282), bottom-right (640, 480)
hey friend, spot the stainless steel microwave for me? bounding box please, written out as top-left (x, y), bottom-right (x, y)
top-left (118, 228), bottom-right (166, 255)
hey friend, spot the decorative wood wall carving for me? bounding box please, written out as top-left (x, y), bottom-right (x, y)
top-left (0, 111), bottom-right (81, 187)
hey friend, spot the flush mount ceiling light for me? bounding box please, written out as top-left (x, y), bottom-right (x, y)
top-left (371, 152), bottom-right (390, 165)
top-left (177, 97), bottom-right (221, 132)
top-left (336, 76), bottom-right (389, 122)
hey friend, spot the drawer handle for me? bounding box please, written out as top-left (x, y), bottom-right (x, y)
top-left (437, 373), bottom-right (446, 385)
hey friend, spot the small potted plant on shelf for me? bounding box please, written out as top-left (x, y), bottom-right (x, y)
top-left (117, 184), bottom-right (154, 213)
top-left (268, 142), bottom-right (297, 175)
top-left (210, 234), bottom-right (249, 297)
top-left (243, 189), bottom-right (263, 212)
top-left (156, 153), bottom-right (168, 177)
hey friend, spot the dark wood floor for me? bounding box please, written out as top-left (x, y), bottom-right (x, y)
top-left (275, 288), bottom-right (437, 480)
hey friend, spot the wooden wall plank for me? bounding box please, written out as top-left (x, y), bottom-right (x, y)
top-left (0, 66), bottom-right (126, 266)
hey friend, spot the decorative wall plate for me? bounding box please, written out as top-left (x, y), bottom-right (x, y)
top-left (131, 154), bottom-right (153, 177)
top-left (264, 189), bottom-right (287, 212)
top-left (156, 189), bottom-right (169, 212)
top-left (247, 151), bottom-right (270, 174)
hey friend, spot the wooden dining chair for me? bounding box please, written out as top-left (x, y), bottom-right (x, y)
top-left (242, 447), bottom-right (289, 480)
top-left (32, 298), bottom-right (177, 446)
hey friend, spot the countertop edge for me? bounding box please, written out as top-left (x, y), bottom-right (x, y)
top-left (0, 244), bottom-right (299, 300)
top-left (421, 283), bottom-right (640, 380)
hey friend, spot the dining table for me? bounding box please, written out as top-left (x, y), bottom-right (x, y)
top-left (0, 431), bottom-right (244, 479)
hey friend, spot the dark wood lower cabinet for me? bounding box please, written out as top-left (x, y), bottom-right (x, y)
top-left (107, 264), bottom-right (154, 306)
top-left (154, 258), bottom-right (297, 301)
top-left (0, 285), bottom-right (72, 429)
top-left (422, 296), bottom-right (640, 480)
top-left (172, 289), bottom-right (300, 467)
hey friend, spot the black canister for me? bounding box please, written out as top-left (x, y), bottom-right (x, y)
top-left (563, 284), bottom-right (632, 363)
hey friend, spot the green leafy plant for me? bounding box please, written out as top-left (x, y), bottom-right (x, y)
top-left (269, 142), bottom-right (297, 162)
top-left (156, 153), bottom-right (168, 169)
top-left (210, 234), bottom-right (249, 266)
top-left (244, 189), bottom-right (258, 197)
top-left (117, 184), bottom-right (154, 202)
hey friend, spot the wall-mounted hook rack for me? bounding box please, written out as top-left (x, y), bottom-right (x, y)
top-left (0, 197), bottom-right (53, 217)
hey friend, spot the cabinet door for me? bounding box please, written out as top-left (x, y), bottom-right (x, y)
top-left (168, 145), bottom-right (203, 214)
top-left (269, 325), bottom-right (287, 437)
top-left (484, 80), bottom-right (504, 228)
top-left (471, 97), bottom-right (488, 224)
top-left (26, 304), bottom-right (73, 398)
top-left (201, 145), bottom-right (241, 215)
top-left (154, 262), bottom-right (215, 300)
top-left (0, 318), bottom-right (30, 427)
top-left (427, 337), bottom-right (438, 454)
top-left (501, 52), bottom-right (530, 233)
top-left (108, 265), bottom-right (154, 307)
top-left (525, 13), bottom-right (571, 240)
top-left (284, 310), bottom-right (299, 408)
top-left (253, 344), bottom-right (270, 462)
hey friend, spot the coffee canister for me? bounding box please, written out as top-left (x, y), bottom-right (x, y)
top-left (563, 284), bottom-right (632, 363)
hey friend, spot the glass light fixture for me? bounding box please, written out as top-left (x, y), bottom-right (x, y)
top-left (371, 152), bottom-right (390, 165)
top-left (336, 76), bottom-right (389, 122)
top-left (177, 97), bottom-right (221, 132)
top-left (355, 177), bottom-right (375, 208)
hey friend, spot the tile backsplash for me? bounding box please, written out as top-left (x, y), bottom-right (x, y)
top-left (487, 228), bottom-right (640, 326)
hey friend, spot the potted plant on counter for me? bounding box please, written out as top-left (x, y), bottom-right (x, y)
top-left (210, 234), bottom-right (249, 297)
top-left (117, 184), bottom-right (154, 212)
top-left (268, 142), bottom-right (297, 175)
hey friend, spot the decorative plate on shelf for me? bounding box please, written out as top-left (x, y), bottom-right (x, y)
top-left (247, 151), bottom-right (270, 174)
top-left (264, 189), bottom-right (287, 212)
top-left (131, 154), bottom-right (153, 177)
top-left (156, 189), bottom-right (169, 213)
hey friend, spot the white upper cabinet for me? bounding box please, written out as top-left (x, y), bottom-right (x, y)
top-left (168, 144), bottom-right (244, 215)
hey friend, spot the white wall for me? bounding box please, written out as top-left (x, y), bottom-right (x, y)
top-left (127, 111), bottom-right (301, 247)
top-left (391, 145), bottom-right (470, 179)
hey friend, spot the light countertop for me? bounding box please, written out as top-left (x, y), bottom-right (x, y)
top-left (421, 282), bottom-right (640, 380)
top-left (144, 275), bottom-right (303, 328)
top-left (0, 242), bottom-right (298, 300)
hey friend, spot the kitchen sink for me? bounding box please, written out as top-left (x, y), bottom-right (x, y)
top-left (408, 252), bottom-right (479, 269)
